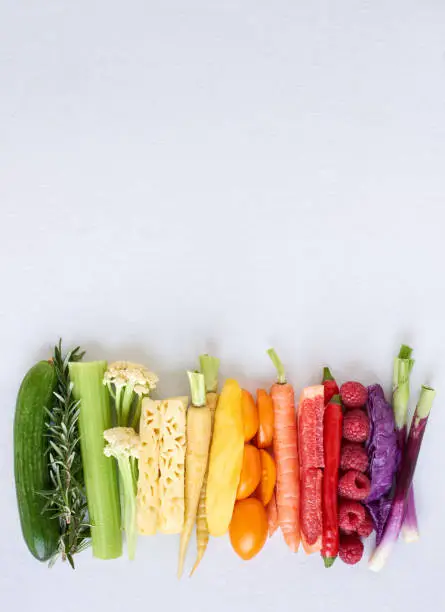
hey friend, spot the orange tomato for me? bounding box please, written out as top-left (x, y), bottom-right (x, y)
top-left (229, 498), bottom-right (268, 560)
top-left (255, 449), bottom-right (277, 506)
top-left (256, 389), bottom-right (274, 448)
top-left (236, 444), bottom-right (261, 500)
top-left (241, 389), bottom-right (259, 442)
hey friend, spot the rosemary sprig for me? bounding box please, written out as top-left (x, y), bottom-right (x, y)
top-left (41, 340), bottom-right (90, 569)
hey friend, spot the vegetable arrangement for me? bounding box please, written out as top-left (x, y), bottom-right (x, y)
top-left (13, 342), bottom-right (435, 572)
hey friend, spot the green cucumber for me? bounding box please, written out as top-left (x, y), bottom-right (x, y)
top-left (14, 360), bottom-right (60, 561)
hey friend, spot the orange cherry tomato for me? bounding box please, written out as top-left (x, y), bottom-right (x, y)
top-left (256, 389), bottom-right (274, 448)
top-left (241, 389), bottom-right (259, 442)
top-left (229, 498), bottom-right (268, 560)
top-left (236, 444), bottom-right (261, 500)
top-left (255, 449), bottom-right (277, 506)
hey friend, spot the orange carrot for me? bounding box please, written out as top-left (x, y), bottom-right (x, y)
top-left (266, 490), bottom-right (279, 537)
top-left (267, 349), bottom-right (300, 552)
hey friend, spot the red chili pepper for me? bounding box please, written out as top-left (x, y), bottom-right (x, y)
top-left (321, 394), bottom-right (343, 567)
top-left (322, 367), bottom-right (340, 405)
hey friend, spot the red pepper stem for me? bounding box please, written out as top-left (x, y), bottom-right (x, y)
top-left (322, 366), bottom-right (335, 382)
top-left (323, 556), bottom-right (336, 568)
top-left (329, 394), bottom-right (341, 405)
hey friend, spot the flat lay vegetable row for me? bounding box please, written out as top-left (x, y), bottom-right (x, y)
top-left (13, 342), bottom-right (435, 572)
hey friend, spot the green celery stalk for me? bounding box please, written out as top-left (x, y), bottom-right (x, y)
top-left (69, 361), bottom-right (122, 559)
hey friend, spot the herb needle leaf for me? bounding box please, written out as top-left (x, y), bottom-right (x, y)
top-left (41, 339), bottom-right (90, 568)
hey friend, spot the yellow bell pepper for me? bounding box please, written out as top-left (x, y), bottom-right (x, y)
top-left (206, 379), bottom-right (244, 537)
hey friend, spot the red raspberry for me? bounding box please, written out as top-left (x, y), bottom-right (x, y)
top-left (343, 409), bottom-right (370, 443)
top-left (357, 510), bottom-right (374, 538)
top-left (338, 500), bottom-right (366, 534)
top-left (339, 534), bottom-right (364, 565)
top-left (340, 443), bottom-right (369, 472)
top-left (340, 381), bottom-right (368, 409)
top-left (338, 469), bottom-right (371, 501)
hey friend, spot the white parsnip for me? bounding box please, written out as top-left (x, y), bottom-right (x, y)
top-left (178, 373), bottom-right (212, 578)
top-left (190, 390), bottom-right (218, 575)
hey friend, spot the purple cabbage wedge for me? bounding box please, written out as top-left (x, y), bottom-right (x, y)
top-left (365, 497), bottom-right (392, 545)
top-left (369, 385), bottom-right (436, 571)
top-left (365, 385), bottom-right (399, 502)
top-left (364, 385), bottom-right (399, 544)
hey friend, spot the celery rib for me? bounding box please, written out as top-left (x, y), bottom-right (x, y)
top-left (69, 361), bottom-right (122, 560)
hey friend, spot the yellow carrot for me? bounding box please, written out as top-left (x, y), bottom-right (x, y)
top-left (206, 378), bottom-right (244, 537)
top-left (177, 372), bottom-right (212, 578)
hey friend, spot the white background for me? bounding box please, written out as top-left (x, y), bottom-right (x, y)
top-left (1, 1), bottom-right (445, 611)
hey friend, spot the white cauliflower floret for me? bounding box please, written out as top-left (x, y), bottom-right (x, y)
top-left (103, 426), bottom-right (141, 559)
top-left (104, 427), bottom-right (141, 459)
top-left (103, 361), bottom-right (159, 428)
top-left (103, 361), bottom-right (158, 395)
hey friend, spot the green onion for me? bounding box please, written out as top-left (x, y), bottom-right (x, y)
top-left (392, 344), bottom-right (415, 430)
top-left (69, 361), bottom-right (122, 559)
top-left (392, 344), bottom-right (418, 542)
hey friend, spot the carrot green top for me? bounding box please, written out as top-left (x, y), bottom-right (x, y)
top-left (267, 348), bottom-right (287, 384)
top-left (187, 371), bottom-right (206, 407)
top-left (199, 354), bottom-right (220, 394)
